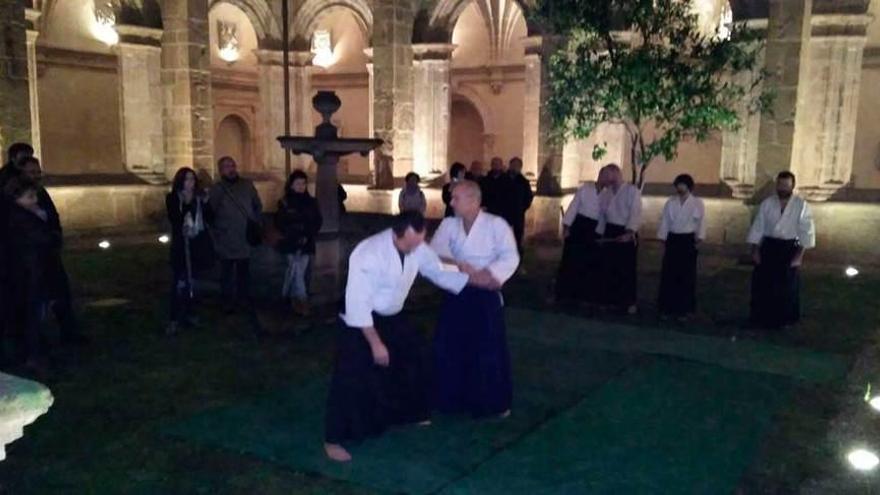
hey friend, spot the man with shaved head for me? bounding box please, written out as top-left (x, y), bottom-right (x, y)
top-left (430, 180), bottom-right (520, 418)
top-left (596, 163), bottom-right (642, 314)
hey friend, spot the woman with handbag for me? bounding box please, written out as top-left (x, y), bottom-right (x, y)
top-left (166, 167), bottom-right (214, 335)
top-left (275, 170), bottom-right (322, 316)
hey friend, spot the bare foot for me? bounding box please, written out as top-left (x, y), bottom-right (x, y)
top-left (324, 443), bottom-right (352, 462)
top-left (499, 409), bottom-right (511, 419)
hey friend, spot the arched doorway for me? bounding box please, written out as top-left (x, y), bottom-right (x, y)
top-left (215, 114), bottom-right (252, 170)
top-left (449, 97), bottom-right (486, 167)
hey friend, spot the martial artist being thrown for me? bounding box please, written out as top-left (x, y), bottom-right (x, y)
top-left (747, 171), bottom-right (815, 329)
top-left (324, 211), bottom-right (490, 463)
top-left (596, 164), bottom-right (642, 314)
top-left (657, 174), bottom-right (706, 320)
top-left (430, 180), bottom-right (520, 418)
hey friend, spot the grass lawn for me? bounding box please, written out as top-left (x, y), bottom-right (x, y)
top-left (0, 238), bottom-right (877, 494)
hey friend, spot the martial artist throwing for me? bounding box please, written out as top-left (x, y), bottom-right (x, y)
top-left (324, 211), bottom-right (479, 462)
top-left (430, 180), bottom-right (520, 418)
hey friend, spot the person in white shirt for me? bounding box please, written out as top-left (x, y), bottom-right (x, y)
top-left (323, 211), bottom-right (492, 462)
top-left (555, 169), bottom-right (608, 304)
top-left (430, 180), bottom-right (520, 418)
top-left (657, 174), bottom-right (706, 319)
top-left (596, 164), bottom-right (642, 314)
top-left (747, 171), bottom-right (815, 329)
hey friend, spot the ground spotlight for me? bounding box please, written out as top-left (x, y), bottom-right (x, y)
top-left (845, 266), bottom-right (859, 278)
top-left (847, 449), bottom-right (879, 471)
top-left (158, 234), bottom-right (170, 244)
top-left (98, 240), bottom-right (111, 250)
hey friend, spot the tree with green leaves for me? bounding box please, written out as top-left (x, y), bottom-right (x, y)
top-left (531, 0), bottom-right (772, 187)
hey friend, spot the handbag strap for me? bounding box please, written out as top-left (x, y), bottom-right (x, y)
top-left (220, 182), bottom-right (256, 222)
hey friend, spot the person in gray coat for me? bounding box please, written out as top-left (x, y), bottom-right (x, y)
top-left (208, 156), bottom-right (263, 315)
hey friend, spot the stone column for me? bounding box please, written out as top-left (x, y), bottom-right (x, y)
top-left (0, 1), bottom-right (32, 155)
top-left (720, 19), bottom-right (767, 199)
top-left (25, 9), bottom-right (41, 161)
top-left (256, 50), bottom-right (293, 178)
top-left (522, 36), bottom-right (564, 195)
top-left (788, 12), bottom-right (870, 200)
top-left (365, 53), bottom-right (377, 182)
top-left (412, 44), bottom-right (454, 177)
top-left (161, 0), bottom-right (213, 179)
top-left (369, 0), bottom-right (415, 189)
top-left (754, 0), bottom-right (813, 194)
top-left (117, 25), bottom-right (165, 182)
top-left (290, 51), bottom-right (313, 174)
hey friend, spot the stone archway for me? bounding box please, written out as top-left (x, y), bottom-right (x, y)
top-left (209, 0), bottom-right (280, 46)
top-left (215, 113), bottom-right (253, 171)
top-left (290, 0), bottom-right (373, 50)
top-left (450, 92), bottom-right (489, 165)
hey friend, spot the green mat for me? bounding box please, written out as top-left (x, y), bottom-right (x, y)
top-left (441, 359), bottom-right (791, 494)
top-left (163, 309), bottom-right (844, 494)
top-left (504, 308), bottom-right (847, 383)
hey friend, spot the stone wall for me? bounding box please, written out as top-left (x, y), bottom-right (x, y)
top-left (0, 0), bottom-right (32, 155)
top-left (49, 180), bottom-right (282, 233)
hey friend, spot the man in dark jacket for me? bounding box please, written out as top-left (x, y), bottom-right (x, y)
top-left (17, 157), bottom-right (87, 346)
top-left (480, 157), bottom-right (515, 224)
top-left (208, 156), bottom-right (263, 322)
top-left (3, 177), bottom-right (63, 375)
top-left (507, 157), bottom-right (534, 253)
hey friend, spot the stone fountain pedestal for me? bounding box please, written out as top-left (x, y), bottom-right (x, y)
top-left (278, 91), bottom-right (383, 234)
top-left (0, 372), bottom-right (53, 461)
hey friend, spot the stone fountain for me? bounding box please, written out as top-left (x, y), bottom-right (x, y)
top-left (278, 91), bottom-right (383, 234)
top-left (0, 373), bottom-right (53, 461)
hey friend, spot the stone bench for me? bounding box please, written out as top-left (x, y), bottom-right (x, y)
top-left (0, 373), bottom-right (53, 461)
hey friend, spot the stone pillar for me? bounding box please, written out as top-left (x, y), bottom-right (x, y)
top-left (25, 9), bottom-right (41, 161)
top-left (754, 0), bottom-right (813, 193)
top-left (523, 36), bottom-right (564, 195)
top-left (256, 50), bottom-right (283, 176)
top-left (290, 51), bottom-right (313, 174)
top-left (161, 0), bottom-right (213, 179)
top-left (369, 0), bottom-right (415, 189)
top-left (0, 0), bottom-right (32, 156)
top-left (720, 20), bottom-right (767, 199)
top-left (788, 12), bottom-right (870, 200)
top-left (412, 44), bottom-right (454, 177)
top-left (117, 25), bottom-right (165, 182)
top-left (365, 55), bottom-right (375, 176)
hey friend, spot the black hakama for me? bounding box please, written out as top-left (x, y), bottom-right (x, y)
top-left (750, 237), bottom-right (801, 329)
top-left (324, 312), bottom-right (432, 445)
top-left (657, 233), bottom-right (698, 316)
top-left (433, 286), bottom-right (512, 418)
top-left (599, 223), bottom-right (638, 308)
top-left (555, 215), bottom-right (601, 303)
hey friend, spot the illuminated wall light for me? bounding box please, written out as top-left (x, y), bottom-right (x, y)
top-left (311, 30), bottom-right (334, 68)
top-left (845, 266), bottom-right (860, 278)
top-left (870, 397), bottom-right (880, 412)
top-left (92, 3), bottom-right (119, 46)
top-left (847, 449), bottom-right (879, 471)
top-left (98, 240), bottom-right (111, 250)
top-left (217, 20), bottom-right (240, 63)
top-left (158, 234), bottom-right (170, 244)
